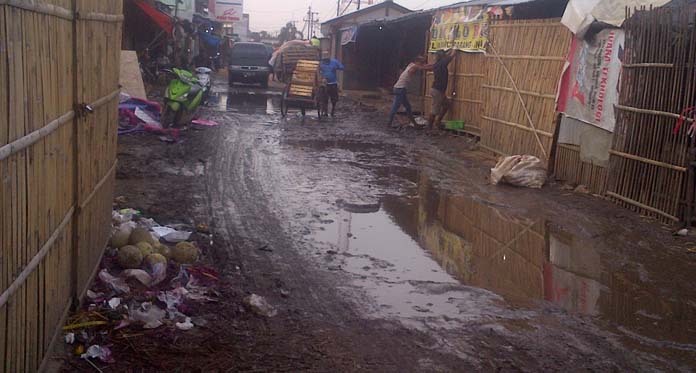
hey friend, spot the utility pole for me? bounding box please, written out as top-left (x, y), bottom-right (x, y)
top-left (303, 6), bottom-right (319, 38)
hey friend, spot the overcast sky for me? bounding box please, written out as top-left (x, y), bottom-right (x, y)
top-left (245, 0), bottom-right (459, 33)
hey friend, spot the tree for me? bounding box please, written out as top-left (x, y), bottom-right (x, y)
top-left (278, 22), bottom-right (301, 43)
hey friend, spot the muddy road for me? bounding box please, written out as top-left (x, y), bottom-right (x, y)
top-left (117, 78), bottom-right (696, 371)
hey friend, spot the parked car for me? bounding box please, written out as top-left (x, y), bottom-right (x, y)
top-left (227, 42), bottom-right (272, 88)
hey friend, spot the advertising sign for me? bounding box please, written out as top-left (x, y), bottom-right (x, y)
top-left (564, 29), bottom-right (625, 132)
top-left (211, 0), bottom-right (243, 23)
top-left (429, 6), bottom-right (488, 52)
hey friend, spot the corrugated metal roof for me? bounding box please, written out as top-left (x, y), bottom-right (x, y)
top-left (322, 1), bottom-right (413, 26)
top-left (434, 0), bottom-right (541, 10)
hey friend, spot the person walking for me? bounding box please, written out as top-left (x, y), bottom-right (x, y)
top-left (428, 48), bottom-right (456, 130)
top-left (388, 56), bottom-right (427, 128)
top-left (319, 51), bottom-right (344, 117)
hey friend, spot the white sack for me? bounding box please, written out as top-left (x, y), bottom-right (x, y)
top-left (490, 155), bottom-right (547, 189)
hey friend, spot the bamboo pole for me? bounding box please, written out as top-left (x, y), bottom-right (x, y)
top-left (607, 191), bottom-right (679, 221)
top-left (484, 54), bottom-right (565, 61)
top-left (0, 0), bottom-right (73, 20)
top-left (482, 84), bottom-right (556, 99)
top-left (0, 207), bottom-right (75, 308)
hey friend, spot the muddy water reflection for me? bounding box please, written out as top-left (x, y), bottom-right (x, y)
top-left (208, 92), bottom-right (280, 114)
top-left (313, 172), bottom-right (695, 359)
top-left (413, 175), bottom-right (696, 360)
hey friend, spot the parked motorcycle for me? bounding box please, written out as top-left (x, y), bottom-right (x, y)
top-left (161, 67), bottom-right (212, 128)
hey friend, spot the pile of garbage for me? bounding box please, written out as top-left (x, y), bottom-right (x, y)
top-left (118, 94), bottom-right (176, 136)
top-left (62, 207), bottom-right (219, 367)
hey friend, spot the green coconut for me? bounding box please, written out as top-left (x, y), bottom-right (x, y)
top-left (117, 245), bottom-right (143, 269)
top-left (144, 253), bottom-right (167, 269)
top-left (110, 227), bottom-right (131, 249)
top-left (129, 227), bottom-right (155, 245)
top-left (153, 242), bottom-right (171, 259)
top-left (135, 241), bottom-right (153, 257)
top-left (172, 241), bottom-right (199, 264)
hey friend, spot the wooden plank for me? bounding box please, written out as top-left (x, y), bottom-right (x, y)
top-left (0, 2), bottom-right (7, 368)
top-left (119, 50), bottom-right (146, 98)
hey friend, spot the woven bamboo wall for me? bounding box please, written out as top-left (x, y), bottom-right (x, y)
top-left (555, 144), bottom-right (608, 194)
top-left (606, 6), bottom-right (696, 224)
top-left (480, 19), bottom-right (571, 162)
top-left (0, 1), bottom-right (122, 371)
top-left (424, 52), bottom-right (485, 135)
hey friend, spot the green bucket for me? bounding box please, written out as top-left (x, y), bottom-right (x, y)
top-left (445, 120), bottom-right (464, 130)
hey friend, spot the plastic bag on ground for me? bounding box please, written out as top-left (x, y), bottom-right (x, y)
top-left (490, 155), bottom-right (547, 189)
top-left (244, 294), bottom-right (278, 317)
top-left (98, 269), bottom-right (130, 294)
top-left (129, 302), bottom-right (166, 329)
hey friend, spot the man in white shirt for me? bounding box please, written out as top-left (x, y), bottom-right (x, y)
top-left (387, 56), bottom-right (428, 128)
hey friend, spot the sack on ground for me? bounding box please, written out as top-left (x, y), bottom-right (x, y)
top-left (490, 155), bottom-right (546, 188)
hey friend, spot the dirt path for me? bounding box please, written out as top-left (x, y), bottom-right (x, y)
top-left (108, 79), bottom-right (696, 371)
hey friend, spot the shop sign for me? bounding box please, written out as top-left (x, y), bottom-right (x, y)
top-left (429, 6), bottom-right (488, 52)
top-left (565, 29), bottom-right (625, 132)
top-left (211, 0), bottom-right (243, 23)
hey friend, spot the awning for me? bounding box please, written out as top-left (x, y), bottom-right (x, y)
top-left (134, 0), bottom-right (173, 35)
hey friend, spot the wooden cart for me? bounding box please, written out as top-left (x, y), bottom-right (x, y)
top-left (280, 59), bottom-right (324, 119)
top-left (275, 46), bottom-right (320, 83)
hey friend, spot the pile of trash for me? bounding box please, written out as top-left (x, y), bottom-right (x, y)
top-left (62, 207), bottom-right (219, 367)
top-left (118, 94), bottom-right (176, 136)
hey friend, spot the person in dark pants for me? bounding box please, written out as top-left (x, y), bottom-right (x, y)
top-left (429, 48), bottom-right (456, 129)
top-left (388, 56), bottom-right (427, 128)
top-left (319, 51), bottom-right (344, 117)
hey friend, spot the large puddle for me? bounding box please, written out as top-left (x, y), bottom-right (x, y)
top-left (306, 171), bottom-right (696, 360)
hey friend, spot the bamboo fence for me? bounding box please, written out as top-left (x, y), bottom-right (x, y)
top-left (424, 51), bottom-right (485, 136)
top-left (480, 19), bottom-right (571, 163)
top-left (0, 1), bottom-right (122, 371)
top-left (554, 143), bottom-right (609, 194)
top-left (417, 174), bottom-right (547, 301)
top-left (606, 6), bottom-right (696, 224)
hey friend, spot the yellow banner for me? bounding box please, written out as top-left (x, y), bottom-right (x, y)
top-left (429, 6), bottom-right (488, 53)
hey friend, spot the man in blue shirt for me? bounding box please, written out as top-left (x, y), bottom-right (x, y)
top-left (319, 51), bottom-right (344, 116)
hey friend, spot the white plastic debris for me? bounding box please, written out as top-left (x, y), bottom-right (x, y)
top-left (157, 287), bottom-right (188, 319)
top-left (98, 269), bottom-right (130, 294)
top-left (81, 345), bottom-right (114, 363)
top-left (64, 333), bottom-right (75, 344)
top-left (164, 230), bottom-right (192, 243)
top-left (152, 226), bottom-right (176, 237)
top-left (244, 294), bottom-right (278, 317)
top-left (176, 317), bottom-right (194, 331)
top-left (490, 155), bottom-right (547, 189)
top-left (129, 302), bottom-right (166, 329)
top-left (108, 297), bottom-right (121, 309)
top-left (121, 269), bottom-right (154, 286)
top-left (152, 226), bottom-right (193, 243)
